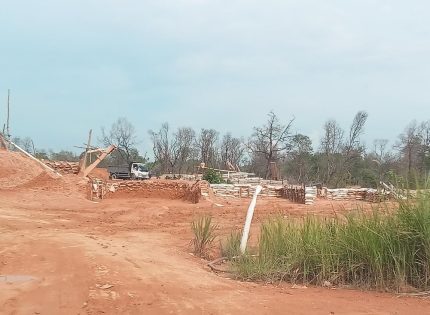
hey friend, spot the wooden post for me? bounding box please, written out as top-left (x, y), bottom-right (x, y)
top-left (82, 145), bottom-right (116, 177)
top-left (6, 89), bottom-right (10, 139)
top-left (79, 129), bottom-right (93, 174)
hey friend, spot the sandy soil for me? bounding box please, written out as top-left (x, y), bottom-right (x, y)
top-left (0, 159), bottom-right (429, 314)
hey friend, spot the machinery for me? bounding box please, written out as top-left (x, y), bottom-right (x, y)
top-left (108, 162), bottom-right (150, 180)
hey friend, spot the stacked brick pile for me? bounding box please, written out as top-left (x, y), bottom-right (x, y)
top-left (43, 161), bottom-right (80, 174)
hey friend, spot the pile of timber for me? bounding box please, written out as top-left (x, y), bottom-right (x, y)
top-left (43, 160), bottom-right (80, 174)
top-left (305, 186), bottom-right (317, 205)
top-left (161, 174), bottom-right (198, 180)
top-left (221, 172), bottom-right (249, 181)
top-left (210, 183), bottom-right (283, 198)
top-left (322, 187), bottom-right (390, 202)
top-left (228, 177), bottom-right (285, 186)
top-left (283, 185), bottom-right (305, 204)
top-left (281, 185), bottom-right (317, 205)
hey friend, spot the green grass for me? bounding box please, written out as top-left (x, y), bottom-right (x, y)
top-left (220, 229), bottom-right (242, 259)
top-left (191, 215), bottom-right (217, 258)
top-left (230, 192), bottom-right (430, 291)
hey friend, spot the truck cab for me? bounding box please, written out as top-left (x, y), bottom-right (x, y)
top-left (130, 162), bottom-right (150, 180)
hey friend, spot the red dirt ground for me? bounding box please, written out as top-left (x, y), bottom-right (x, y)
top-left (1, 152), bottom-right (429, 314)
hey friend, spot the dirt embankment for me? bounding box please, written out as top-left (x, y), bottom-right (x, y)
top-left (0, 150), bottom-right (88, 199)
top-left (0, 151), bottom-right (45, 189)
top-left (106, 179), bottom-right (201, 203)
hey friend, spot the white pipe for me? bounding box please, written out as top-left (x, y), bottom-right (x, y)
top-left (240, 185), bottom-right (263, 254)
top-left (7, 140), bottom-right (62, 177)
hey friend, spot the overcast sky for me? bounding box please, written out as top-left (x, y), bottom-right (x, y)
top-left (1, 0), bottom-right (429, 155)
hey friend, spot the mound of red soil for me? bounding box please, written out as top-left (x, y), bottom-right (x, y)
top-left (88, 167), bottom-right (109, 181)
top-left (16, 172), bottom-right (88, 197)
top-left (0, 150), bottom-right (45, 189)
top-left (0, 151), bottom-right (88, 199)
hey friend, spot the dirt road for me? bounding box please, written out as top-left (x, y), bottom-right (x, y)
top-left (1, 184), bottom-right (429, 314)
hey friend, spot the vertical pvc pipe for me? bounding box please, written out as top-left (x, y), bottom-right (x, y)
top-left (240, 185), bottom-right (263, 254)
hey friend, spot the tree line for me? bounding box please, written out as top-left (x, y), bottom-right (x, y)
top-left (149, 111), bottom-right (429, 188)
top-left (11, 112), bottom-right (430, 188)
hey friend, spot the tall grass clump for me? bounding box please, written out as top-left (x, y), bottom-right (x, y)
top-left (232, 192), bottom-right (430, 291)
top-left (220, 230), bottom-right (242, 259)
top-left (191, 215), bottom-right (217, 258)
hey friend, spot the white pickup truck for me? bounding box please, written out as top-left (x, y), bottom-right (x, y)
top-left (108, 162), bottom-right (150, 180)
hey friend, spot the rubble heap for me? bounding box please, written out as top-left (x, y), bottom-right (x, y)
top-left (43, 161), bottom-right (80, 175)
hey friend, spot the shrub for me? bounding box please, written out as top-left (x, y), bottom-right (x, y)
top-left (203, 169), bottom-right (224, 184)
top-left (191, 215), bottom-right (218, 258)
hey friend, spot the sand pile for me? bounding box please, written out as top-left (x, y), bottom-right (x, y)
top-left (0, 150), bottom-right (45, 189)
top-left (0, 150), bottom-right (87, 197)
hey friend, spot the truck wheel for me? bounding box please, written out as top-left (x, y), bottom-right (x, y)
top-left (131, 174), bottom-right (136, 180)
top-left (112, 173), bottom-right (117, 179)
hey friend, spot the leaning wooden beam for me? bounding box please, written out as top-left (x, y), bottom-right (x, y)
top-left (86, 148), bottom-right (105, 154)
top-left (197, 165), bottom-right (254, 175)
top-left (7, 139), bottom-right (62, 177)
top-left (84, 129), bottom-right (92, 160)
top-left (78, 129), bottom-right (93, 175)
top-left (82, 144), bottom-right (116, 177)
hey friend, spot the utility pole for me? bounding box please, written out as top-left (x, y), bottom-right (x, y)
top-left (6, 89), bottom-right (10, 140)
top-left (79, 129), bottom-right (93, 174)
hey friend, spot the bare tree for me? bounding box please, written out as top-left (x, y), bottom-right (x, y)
top-left (371, 139), bottom-right (394, 183)
top-left (220, 133), bottom-right (244, 169)
top-left (341, 111), bottom-right (369, 184)
top-left (288, 133), bottom-right (313, 183)
top-left (11, 136), bottom-right (34, 154)
top-left (319, 119), bottom-right (344, 184)
top-left (149, 123), bottom-right (172, 173)
top-left (418, 120), bottom-right (430, 174)
top-left (196, 129), bottom-right (219, 167)
top-left (395, 120), bottom-right (422, 176)
top-left (150, 124), bottom-right (196, 174)
top-left (345, 111), bottom-right (368, 155)
top-left (372, 139), bottom-right (394, 166)
top-left (319, 111), bottom-right (368, 186)
top-left (174, 127), bottom-right (196, 174)
top-left (21, 137), bottom-right (34, 154)
top-left (101, 117), bottom-right (139, 165)
top-left (248, 111), bottom-right (294, 178)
